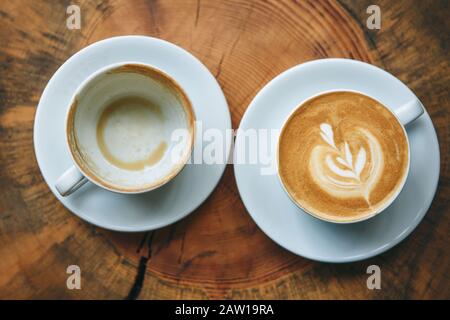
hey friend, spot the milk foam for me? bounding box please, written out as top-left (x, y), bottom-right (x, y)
top-left (309, 123), bottom-right (384, 205)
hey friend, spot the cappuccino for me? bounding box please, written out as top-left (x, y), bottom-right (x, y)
top-left (278, 91), bottom-right (409, 222)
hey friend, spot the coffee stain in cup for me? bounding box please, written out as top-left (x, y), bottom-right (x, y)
top-left (96, 96), bottom-right (168, 171)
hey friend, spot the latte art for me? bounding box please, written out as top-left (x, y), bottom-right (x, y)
top-left (310, 123), bottom-right (383, 205)
top-left (278, 92), bottom-right (409, 221)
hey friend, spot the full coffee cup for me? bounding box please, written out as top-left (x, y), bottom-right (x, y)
top-left (277, 90), bottom-right (423, 223)
top-left (55, 62), bottom-right (195, 196)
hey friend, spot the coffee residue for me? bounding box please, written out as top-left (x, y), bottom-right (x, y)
top-left (96, 96), bottom-right (167, 171)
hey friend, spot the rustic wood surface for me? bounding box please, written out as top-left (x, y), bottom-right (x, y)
top-left (0, 0), bottom-right (448, 299)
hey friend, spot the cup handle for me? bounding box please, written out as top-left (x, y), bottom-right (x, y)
top-left (394, 99), bottom-right (424, 126)
top-left (55, 166), bottom-right (88, 196)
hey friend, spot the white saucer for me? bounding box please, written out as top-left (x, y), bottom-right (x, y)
top-left (234, 58), bottom-right (440, 263)
top-left (34, 36), bottom-right (232, 232)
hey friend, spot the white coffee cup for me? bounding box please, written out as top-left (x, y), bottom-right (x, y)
top-left (277, 89), bottom-right (424, 223)
top-left (55, 62), bottom-right (195, 196)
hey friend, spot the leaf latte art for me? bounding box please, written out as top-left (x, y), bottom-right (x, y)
top-left (278, 92), bottom-right (409, 221)
top-left (309, 123), bottom-right (384, 205)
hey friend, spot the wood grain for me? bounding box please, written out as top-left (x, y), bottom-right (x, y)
top-left (0, 0), bottom-right (448, 299)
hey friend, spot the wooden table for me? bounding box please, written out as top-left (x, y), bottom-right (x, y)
top-left (0, 0), bottom-right (448, 299)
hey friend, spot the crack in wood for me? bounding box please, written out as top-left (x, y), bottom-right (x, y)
top-left (195, 0), bottom-right (201, 26)
top-left (126, 231), bottom-right (155, 300)
top-left (136, 231), bottom-right (149, 253)
top-left (215, 53), bottom-right (225, 78)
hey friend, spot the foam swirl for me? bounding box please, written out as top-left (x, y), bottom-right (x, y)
top-left (309, 123), bottom-right (384, 205)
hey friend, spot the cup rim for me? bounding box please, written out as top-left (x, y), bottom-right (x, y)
top-left (65, 62), bottom-right (196, 194)
top-left (276, 89), bottom-right (411, 224)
